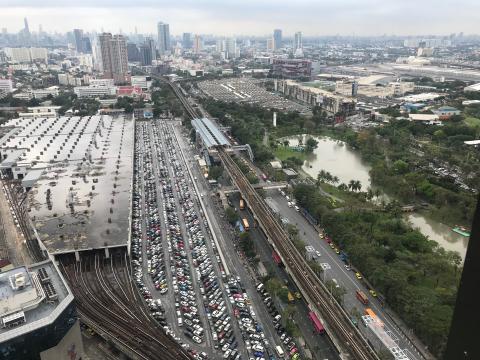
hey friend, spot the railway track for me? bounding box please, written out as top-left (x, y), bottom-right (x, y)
top-left (218, 149), bottom-right (380, 360)
top-left (59, 251), bottom-right (192, 360)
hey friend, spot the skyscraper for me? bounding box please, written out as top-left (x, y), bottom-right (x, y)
top-left (225, 38), bottom-right (237, 59)
top-left (99, 33), bottom-right (128, 84)
top-left (294, 31), bottom-right (303, 51)
top-left (140, 44), bottom-right (153, 66)
top-left (145, 37), bottom-right (156, 61)
top-left (157, 22), bottom-right (170, 55)
top-left (74, 29), bottom-right (84, 53)
top-left (273, 29), bottom-right (282, 50)
top-left (182, 33), bottom-right (192, 49)
top-left (194, 35), bottom-right (203, 54)
top-left (24, 18), bottom-right (30, 36)
top-left (127, 42), bottom-right (140, 62)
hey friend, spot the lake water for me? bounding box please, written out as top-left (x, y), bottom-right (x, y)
top-left (282, 134), bottom-right (468, 259)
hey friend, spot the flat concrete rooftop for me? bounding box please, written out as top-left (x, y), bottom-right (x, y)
top-left (0, 259), bottom-right (72, 343)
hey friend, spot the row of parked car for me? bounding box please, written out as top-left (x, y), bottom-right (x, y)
top-left (256, 283), bottom-right (299, 359)
top-left (130, 124), bottom-right (169, 326)
top-left (153, 123), bottom-right (206, 346)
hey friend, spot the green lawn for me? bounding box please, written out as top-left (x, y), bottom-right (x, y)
top-left (274, 146), bottom-right (307, 161)
top-left (464, 116), bottom-right (480, 128)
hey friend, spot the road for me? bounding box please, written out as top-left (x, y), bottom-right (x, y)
top-left (266, 190), bottom-right (426, 360)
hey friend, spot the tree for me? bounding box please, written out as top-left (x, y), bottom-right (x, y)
top-left (208, 165), bottom-right (223, 180)
top-left (393, 160), bottom-right (409, 174)
top-left (305, 137), bottom-right (319, 153)
top-left (239, 232), bottom-right (255, 258)
top-left (283, 140), bottom-right (290, 147)
top-left (225, 207), bottom-right (239, 225)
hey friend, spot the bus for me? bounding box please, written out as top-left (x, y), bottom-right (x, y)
top-left (242, 218), bottom-right (250, 231)
top-left (365, 308), bottom-right (384, 327)
top-left (308, 311), bottom-right (325, 334)
top-left (239, 198), bottom-right (245, 210)
top-left (356, 290), bottom-right (369, 305)
top-left (272, 250), bottom-right (283, 266)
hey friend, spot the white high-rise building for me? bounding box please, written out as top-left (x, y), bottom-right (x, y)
top-left (225, 38), bottom-right (237, 59)
top-left (91, 35), bottom-right (103, 72)
top-left (294, 32), bottom-right (303, 51)
top-left (267, 38), bottom-right (275, 52)
top-left (157, 22), bottom-right (171, 55)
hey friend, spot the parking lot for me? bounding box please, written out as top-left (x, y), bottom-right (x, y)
top-left (197, 78), bottom-right (309, 114)
top-left (130, 120), bottom-right (279, 360)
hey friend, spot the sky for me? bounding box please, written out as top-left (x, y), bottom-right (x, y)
top-left (0, 0), bottom-right (479, 37)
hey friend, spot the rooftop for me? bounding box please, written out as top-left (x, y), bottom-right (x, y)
top-left (192, 117), bottom-right (231, 148)
top-left (0, 115), bottom-right (134, 254)
top-left (0, 259), bottom-right (73, 343)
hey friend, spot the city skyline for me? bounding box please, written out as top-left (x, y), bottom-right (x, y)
top-left (1, 0), bottom-right (479, 36)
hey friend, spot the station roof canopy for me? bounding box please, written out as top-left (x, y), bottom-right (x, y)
top-left (191, 117), bottom-right (231, 148)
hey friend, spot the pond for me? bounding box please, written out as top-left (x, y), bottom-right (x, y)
top-left (281, 134), bottom-right (468, 259)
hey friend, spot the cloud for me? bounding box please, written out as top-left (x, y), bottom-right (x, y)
top-left (0, 0), bottom-right (478, 36)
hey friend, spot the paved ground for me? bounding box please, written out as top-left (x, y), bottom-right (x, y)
top-left (0, 180), bottom-right (32, 266)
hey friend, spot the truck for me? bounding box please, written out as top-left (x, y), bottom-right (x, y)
top-left (239, 198), bottom-right (245, 210)
top-left (356, 290), bottom-right (369, 305)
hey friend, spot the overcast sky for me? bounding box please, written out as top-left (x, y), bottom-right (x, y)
top-left (1, 0), bottom-right (479, 37)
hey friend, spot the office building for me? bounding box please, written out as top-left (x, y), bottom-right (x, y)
top-left (73, 85), bottom-right (117, 98)
top-left (140, 44), bottom-right (152, 66)
top-left (127, 42), bottom-right (140, 62)
top-left (131, 76), bottom-right (152, 90)
top-left (157, 22), bottom-right (170, 55)
top-left (145, 37), bottom-right (156, 61)
top-left (183, 33), bottom-right (192, 49)
top-left (273, 29), bottom-right (282, 50)
top-left (99, 33), bottom-right (129, 84)
top-left (0, 259), bottom-right (84, 360)
top-left (32, 86), bottom-right (59, 99)
top-left (294, 31), bottom-right (302, 51)
top-left (73, 29), bottom-right (84, 53)
top-left (272, 58), bottom-right (312, 79)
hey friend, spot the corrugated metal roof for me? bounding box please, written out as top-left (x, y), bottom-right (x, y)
top-left (191, 118), bottom-right (231, 148)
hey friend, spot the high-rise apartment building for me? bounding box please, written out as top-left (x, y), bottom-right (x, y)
top-left (145, 37), bottom-right (156, 61)
top-left (140, 44), bottom-right (152, 66)
top-left (294, 31), bottom-right (303, 51)
top-left (273, 29), bottom-right (282, 50)
top-left (127, 43), bottom-right (140, 62)
top-left (194, 35), bottom-right (203, 54)
top-left (91, 35), bottom-right (103, 72)
top-left (182, 33), bottom-right (192, 49)
top-left (73, 29), bottom-right (84, 53)
top-left (225, 38), bottom-right (237, 59)
top-left (157, 22), bottom-right (170, 55)
top-left (99, 33), bottom-right (128, 84)
top-left (267, 38), bottom-right (275, 52)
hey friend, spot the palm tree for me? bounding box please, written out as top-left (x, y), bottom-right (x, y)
top-left (325, 171), bottom-right (333, 183)
top-left (283, 140), bottom-right (290, 147)
top-left (332, 176), bottom-right (339, 185)
top-left (348, 180), bottom-right (356, 191)
top-left (338, 183), bottom-right (348, 191)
